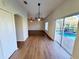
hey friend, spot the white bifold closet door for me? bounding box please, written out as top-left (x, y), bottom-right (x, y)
top-left (0, 9), bottom-right (17, 59)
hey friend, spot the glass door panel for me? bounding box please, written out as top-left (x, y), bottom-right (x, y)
top-left (62, 15), bottom-right (78, 54)
top-left (55, 15), bottom-right (79, 55)
top-left (55, 19), bottom-right (63, 44)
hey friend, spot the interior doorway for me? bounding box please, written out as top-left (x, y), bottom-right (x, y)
top-left (14, 14), bottom-right (24, 48)
top-left (14, 14), bottom-right (23, 42)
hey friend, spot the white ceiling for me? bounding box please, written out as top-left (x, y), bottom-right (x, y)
top-left (18, 0), bottom-right (65, 18)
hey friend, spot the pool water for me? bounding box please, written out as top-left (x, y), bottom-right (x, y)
top-left (64, 33), bottom-right (76, 40)
top-left (58, 32), bottom-right (76, 41)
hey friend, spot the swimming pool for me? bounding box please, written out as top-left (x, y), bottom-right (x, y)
top-left (64, 33), bottom-right (76, 40)
top-left (58, 32), bottom-right (76, 41)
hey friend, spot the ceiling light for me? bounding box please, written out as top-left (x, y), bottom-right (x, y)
top-left (38, 18), bottom-right (41, 21)
top-left (37, 2), bottom-right (41, 21)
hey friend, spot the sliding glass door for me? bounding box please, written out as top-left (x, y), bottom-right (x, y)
top-left (62, 15), bottom-right (78, 55)
top-left (55, 19), bottom-right (63, 44)
top-left (55, 15), bottom-right (79, 55)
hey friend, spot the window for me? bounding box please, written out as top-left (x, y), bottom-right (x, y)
top-left (45, 22), bottom-right (48, 31)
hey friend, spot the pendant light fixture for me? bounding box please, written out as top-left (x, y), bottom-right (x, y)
top-left (37, 2), bottom-right (41, 21)
top-left (29, 2), bottom-right (42, 22)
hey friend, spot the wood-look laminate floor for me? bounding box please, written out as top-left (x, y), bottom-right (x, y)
top-left (10, 35), bottom-right (71, 59)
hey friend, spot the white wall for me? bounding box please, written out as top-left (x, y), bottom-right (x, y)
top-left (0, 0), bottom-right (28, 59)
top-left (0, 9), bottom-right (17, 59)
top-left (28, 21), bottom-right (45, 30)
top-left (47, 0), bottom-right (79, 59)
top-left (45, 19), bottom-right (56, 39)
